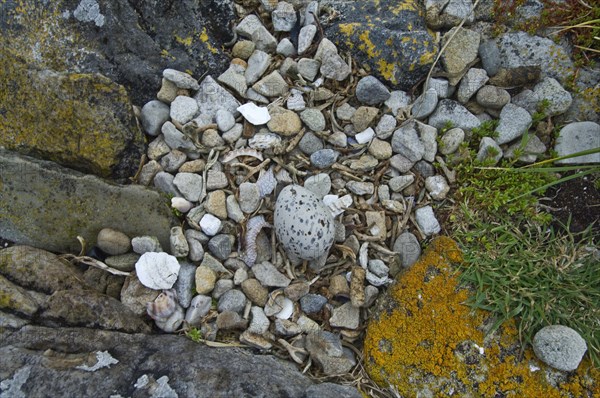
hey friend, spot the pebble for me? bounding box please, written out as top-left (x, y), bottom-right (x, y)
top-left (161, 122), bottom-right (195, 152)
top-left (217, 64), bottom-right (247, 97)
top-left (272, 1), bottom-right (297, 32)
top-left (185, 229), bottom-right (205, 262)
top-left (245, 50), bottom-right (271, 85)
top-left (170, 96), bottom-right (199, 124)
top-left (511, 89), bottom-right (539, 115)
top-left (241, 279), bottom-right (269, 306)
top-left (298, 132), bottom-right (324, 155)
top-left (477, 137), bottom-right (503, 165)
top-left (368, 138), bottom-right (393, 160)
top-left (300, 294), bottom-right (327, 314)
top-left (393, 232), bottom-right (421, 268)
top-left (411, 88), bottom-right (438, 119)
top-left (163, 69), bottom-right (199, 90)
top-left (157, 78), bottom-right (178, 104)
top-left (170, 226), bottom-right (189, 257)
top-left (173, 173), bottom-right (203, 202)
top-left (363, 285), bottom-right (379, 308)
top-left (441, 27), bottom-right (481, 85)
top-left (212, 279), bottom-right (234, 300)
top-left (160, 150), bottom-right (187, 173)
top-left (136, 252), bottom-right (181, 290)
top-left (329, 274), bottom-right (350, 297)
top-left (413, 160), bottom-right (436, 178)
top-left (297, 315), bottom-right (320, 333)
top-left (310, 149), bottom-right (339, 169)
top-left (532, 77), bottom-right (573, 116)
top-left (97, 228), bottom-right (131, 256)
top-left (388, 175), bottom-right (414, 192)
top-left (233, 267), bottom-right (248, 285)
top-left (147, 135), bottom-right (170, 160)
top-left (391, 123), bottom-right (425, 162)
top-left (206, 170), bottom-right (229, 190)
top-left (329, 302), bottom-right (360, 330)
top-left (297, 58), bottom-right (320, 81)
top-left (131, 236), bottom-right (163, 254)
top-left (476, 85), bottom-right (510, 109)
top-left (238, 182), bottom-right (261, 214)
top-left (532, 325), bottom-right (587, 371)
top-left (141, 100), bottom-right (170, 136)
top-left (267, 107), bottom-right (302, 136)
top-left (428, 99), bottom-right (481, 131)
top-left (194, 75), bottom-right (241, 119)
top-left (427, 78), bottom-right (450, 99)
top-left (439, 128), bottom-right (465, 155)
top-left (185, 295), bottom-right (212, 325)
top-left (276, 38), bottom-right (296, 57)
top-left (505, 135), bottom-right (546, 163)
top-left (327, 131), bottom-right (348, 147)
top-left (252, 71), bottom-right (288, 97)
top-left (199, 214), bottom-right (222, 236)
top-left (179, 159), bottom-right (205, 174)
top-left (336, 103), bottom-right (356, 121)
top-left (205, 190), bottom-right (228, 219)
top-left (300, 108), bottom-right (326, 132)
top-left (284, 282), bottom-right (310, 301)
top-left (208, 234), bottom-right (233, 260)
top-left (457, 68), bottom-right (489, 104)
top-left (252, 261), bottom-right (291, 288)
top-left (279, 57), bottom-right (299, 78)
top-left (351, 106), bottom-right (379, 132)
top-left (226, 195), bottom-right (245, 223)
top-left (375, 114), bottom-right (397, 139)
top-left (356, 75), bottom-right (391, 105)
top-left (298, 25), bottom-right (317, 54)
top-left (368, 259), bottom-right (389, 278)
top-left (385, 90), bottom-right (411, 116)
top-left (222, 123), bottom-right (244, 144)
top-left (195, 265), bottom-right (217, 294)
top-left (239, 331), bottom-right (272, 350)
top-left (215, 109), bottom-right (236, 132)
top-left (304, 173), bottom-right (331, 199)
top-left (425, 175), bottom-right (450, 200)
top-left (346, 181), bottom-right (374, 196)
top-left (320, 50), bottom-right (351, 81)
top-left (238, 102), bottom-right (271, 125)
top-left (174, 262), bottom-right (196, 308)
top-left (418, 122), bottom-right (438, 162)
top-left (232, 40), bottom-right (255, 60)
top-left (217, 289), bottom-right (247, 314)
top-left (248, 306), bottom-right (270, 334)
top-left (495, 103), bottom-right (532, 145)
top-left (153, 172), bottom-right (180, 196)
top-left (216, 311), bottom-right (248, 330)
top-left (415, 206), bottom-right (441, 236)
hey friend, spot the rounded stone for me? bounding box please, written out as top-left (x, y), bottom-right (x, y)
top-left (97, 228), bottom-right (131, 256)
top-left (356, 75), bottom-right (391, 105)
top-left (217, 289), bottom-right (247, 314)
top-left (141, 100), bottom-right (170, 136)
top-left (274, 185), bottom-right (335, 260)
top-left (310, 149), bottom-right (339, 169)
top-left (195, 265), bottom-right (217, 294)
top-left (476, 86), bottom-right (510, 109)
top-left (300, 108), bottom-right (327, 132)
top-left (532, 325), bottom-right (587, 371)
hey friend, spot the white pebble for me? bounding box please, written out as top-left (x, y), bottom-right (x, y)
top-left (199, 214), bottom-right (222, 236)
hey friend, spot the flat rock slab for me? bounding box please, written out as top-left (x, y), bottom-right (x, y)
top-left (325, 0), bottom-right (437, 90)
top-left (0, 150), bottom-right (175, 253)
top-left (0, 326), bottom-right (361, 398)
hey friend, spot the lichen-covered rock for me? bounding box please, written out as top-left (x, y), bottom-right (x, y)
top-left (0, 0), bottom-right (235, 105)
top-left (0, 53), bottom-right (144, 179)
top-left (324, 0), bottom-right (437, 90)
top-left (364, 237), bottom-right (599, 397)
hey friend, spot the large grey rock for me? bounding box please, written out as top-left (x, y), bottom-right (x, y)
top-left (324, 0), bottom-right (437, 90)
top-left (532, 325), bottom-right (587, 371)
top-left (555, 122), bottom-right (600, 164)
top-left (0, 150), bottom-right (175, 253)
top-left (496, 32), bottom-right (574, 83)
top-left (0, 326), bottom-right (360, 397)
top-left (0, 0), bottom-right (235, 105)
top-left (495, 103), bottom-right (532, 145)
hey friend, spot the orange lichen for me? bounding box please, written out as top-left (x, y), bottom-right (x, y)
top-left (364, 236), bottom-right (599, 397)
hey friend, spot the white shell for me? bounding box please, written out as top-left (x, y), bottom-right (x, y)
top-left (147, 289), bottom-right (179, 321)
top-left (237, 102), bottom-right (271, 125)
top-left (323, 194), bottom-right (353, 217)
top-left (274, 297), bottom-right (294, 320)
top-left (221, 148), bottom-right (264, 163)
top-left (199, 214), bottom-right (222, 236)
top-left (274, 185), bottom-right (335, 261)
top-left (171, 197), bottom-right (193, 213)
top-left (249, 132), bottom-right (282, 149)
top-left (241, 215), bottom-right (272, 267)
top-left (135, 252), bottom-right (181, 290)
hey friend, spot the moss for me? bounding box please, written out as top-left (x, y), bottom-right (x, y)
top-left (364, 237), bottom-right (599, 397)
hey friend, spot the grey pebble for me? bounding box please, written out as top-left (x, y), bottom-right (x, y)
top-left (298, 25), bottom-right (317, 54)
top-left (304, 173), bottom-right (331, 198)
top-left (310, 149), bottom-right (339, 169)
top-left (300, 108), bottom-right (326, 132)
top-left (141, 100), bottom-right (170, 136)
top-left (439, 128), bottom-right (465, 155)
top-left (170, 96), bottom-right (199, 125)
top-left (415, 206), bottom-right (441, 236)
top-left (300, 294), bottom-right (328, 314)
top-left (411, 88), bottom-right (438, 119)
top-left (375, 114), bottom-right (397, 140)
top-left (175, 262), bottom-right (197, 308)
top-left (212, 279), bottom-right (234, 300)
top-left (532, 325), bottom-right (587, 371)
top-left (495, 103), bottom-right (532, 145)
top-left (170, 226), bottom-right (189, 257)
top-left (217, 289), bottom-right (247, 314)
top-left (298, 131), bottom-right (324, 155)
top-left (245, 50), bottom-right (271, 85)
top-left (208, 234), bottom-right (233, 261)
top-left (356, 75), bottom-right (391, 105)
top-left (479, 39), bottom-right (501, 76)
top-left (252, 261), bottom-right (291, 288)
top-left (215, 109), bottom-right (236, 132)
top-left (393, 232), bottom-right (421, 268)
top-left (131, 236), bottom-right (163, 254)
top-left (391, 122), bottom-right (425, 162)
top-left (477, 137), bottom-right (503, 165)
top-left (297, 58), bottom-right (321, 82)
top-left (185, 229), bottom-right (206, 262)
top-left (173, 172), bottom-right (203, 202)
top-left (277, 38), bottom-right (296, 57)
top-left (457, 68), bottom-right (489, 104)
top-left (272, 1), bottom-right (297, 32)
top-left (153, 171), bottom-right (181, 196)
top-left (238, 182), bottom-right (261, 214)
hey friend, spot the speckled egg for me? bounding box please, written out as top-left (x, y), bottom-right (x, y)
top-left (274, 185), bottom-right (335, 260)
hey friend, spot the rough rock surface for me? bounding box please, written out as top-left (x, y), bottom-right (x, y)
top-left (0, 150), bottom-right (175, 253)
top-left (0, 0), bottom-right (235, 105)
top-left (324, 0), bottom-right (437, 90)
top-left (0, 326), bottom-right (360, 398)
top-left (0, 53), bottom-right (144, 179)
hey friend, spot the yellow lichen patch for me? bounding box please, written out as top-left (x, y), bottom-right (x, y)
top-left (338, 23), bottom-right (359, 39)
top-left (376, 59), bottom-right (395, 82)
top-left (175, 35), bottom-right (193, 46)
top-left (364, 236), bottom-right (599, 397)
top-left (389, 0), bottom-right (418, 15)
top-left (199, 27), bottom-right (219, 54)
top-left (357, 30), bottom-right (381, 59)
